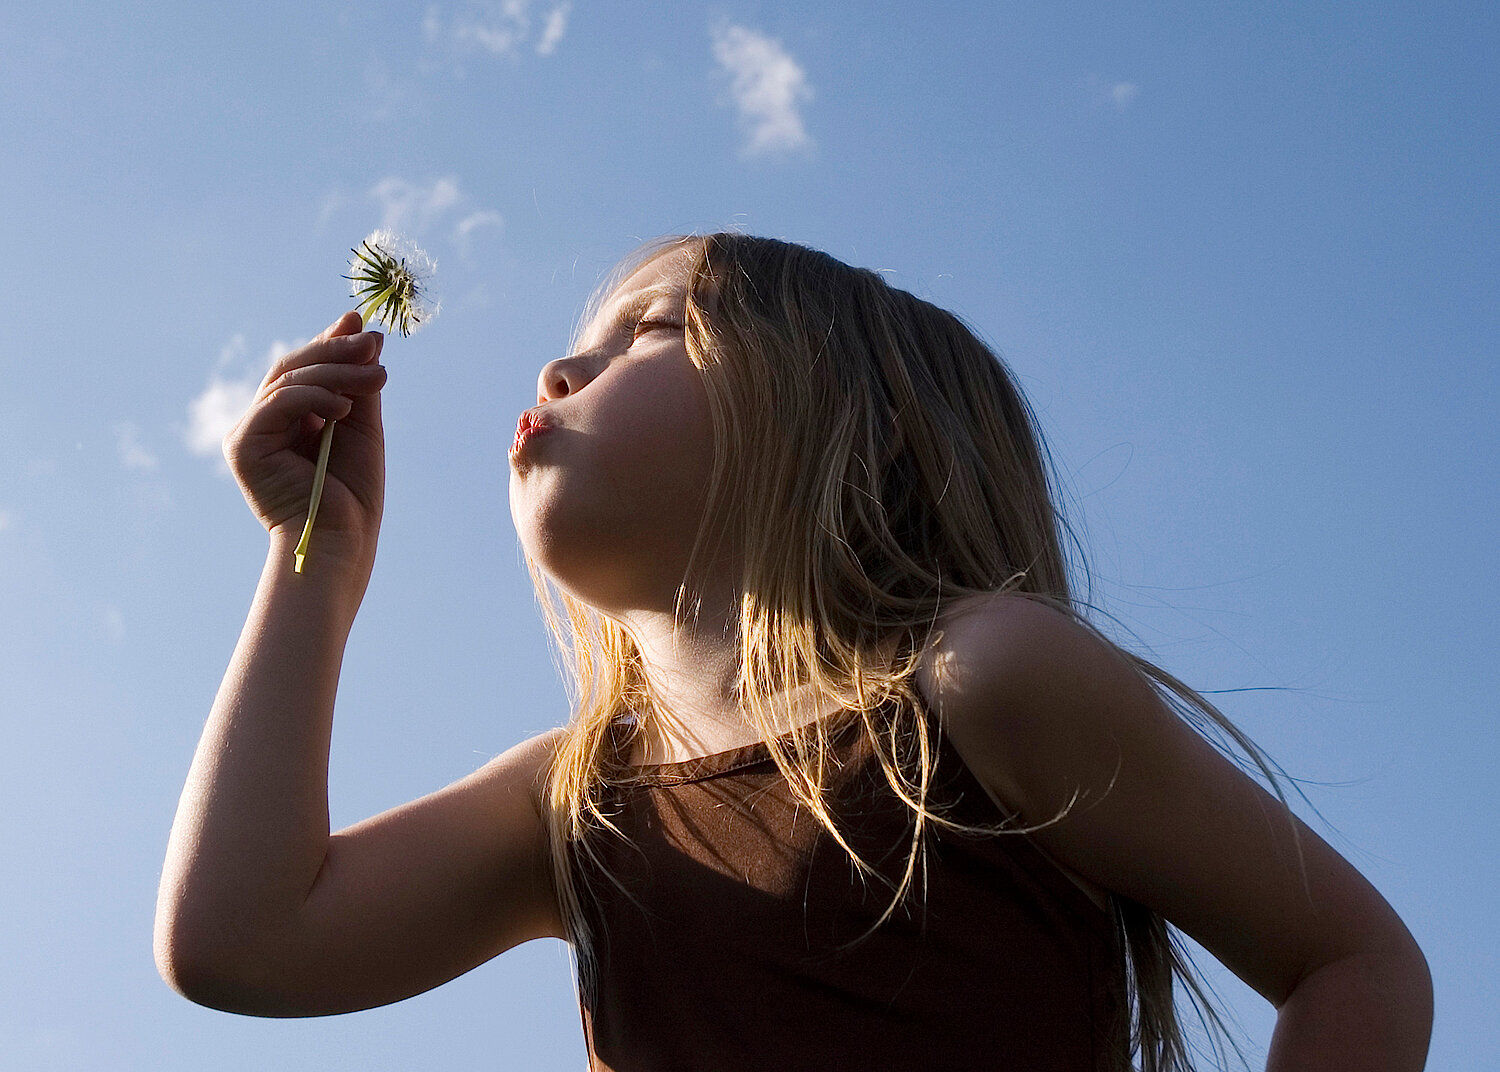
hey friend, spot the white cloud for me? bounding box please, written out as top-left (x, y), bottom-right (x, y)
top-left (455, 209), bottom-right (505, 252)
top-left (115, 422), bottom-right (158, 471)
top-left (712, 25), bottom-right (814, 156)
top-left (363, 176), bottom-right (503, 255)
top-left (1085, 75), bottom-right (1140, 110)
top-left (185, 338), bottom-right (298, 466)
top-left (185, 377), bottom-right (257, 458)
top-left (317, 189), bottom-right (348, 232)
top-left (536, 2), bottom-right (570, 55)
top-left (0, 509), bottom-right (12, 533)
top-left (99, 605), bottom-right (126, 644)
top-left (371, 175), bottom-right (462, 234)
top-left (423, 6), bottom-right (445, 47)
top-left (424, 1), bottom-right (571, 60)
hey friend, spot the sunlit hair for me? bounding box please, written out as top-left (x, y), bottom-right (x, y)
top-left (531, 233), bottom-right (1283, 1072)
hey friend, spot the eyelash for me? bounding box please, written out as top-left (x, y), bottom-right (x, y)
top-left (632, 318), bottom-right (682, 337)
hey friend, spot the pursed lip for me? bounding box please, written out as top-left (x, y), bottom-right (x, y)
top-left (509, 407), bottom-right (555, 458)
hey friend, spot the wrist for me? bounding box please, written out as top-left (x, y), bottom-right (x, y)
top-left (266, 529), bottom-right (377, 620)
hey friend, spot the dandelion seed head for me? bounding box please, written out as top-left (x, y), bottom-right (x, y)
top-left (346, 229), bottom-right (439, 336)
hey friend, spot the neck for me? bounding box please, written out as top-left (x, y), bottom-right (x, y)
top-left (616, 592), bottom-right (746, 761)
top-left (615, 593), bottom-right (835, 764)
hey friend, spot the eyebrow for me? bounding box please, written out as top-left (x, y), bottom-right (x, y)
top-left (608, 284), bottom-right (683, 328)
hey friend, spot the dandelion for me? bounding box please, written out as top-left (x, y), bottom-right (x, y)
top-left (292, 231), bottom-right (437, 573)
top-left (347, 229), bottom-right (439, 337)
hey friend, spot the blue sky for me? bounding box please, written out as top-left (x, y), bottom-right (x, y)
top-left (1, 2), bottom-right (1495, 1068)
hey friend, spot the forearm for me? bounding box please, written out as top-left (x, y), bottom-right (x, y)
top-left (1266, 940), bottom-right (1433, 1071)
top-left (156, 535), bottom-right (369, 974)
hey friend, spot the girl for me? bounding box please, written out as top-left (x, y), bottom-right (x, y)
top-left (156, 234), bottom-right (1432, 1070)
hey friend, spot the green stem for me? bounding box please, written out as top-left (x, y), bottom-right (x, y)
top-left (291, 420), bottom-right (336, 574)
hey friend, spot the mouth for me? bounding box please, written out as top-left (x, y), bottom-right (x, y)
top-left (509, 408), bottom-right (554, 459)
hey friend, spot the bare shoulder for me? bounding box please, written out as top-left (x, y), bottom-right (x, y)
top-left (918, 592), bottom-right (1150, 743)
top-left (915, 591), bottom-right (1154, 821)
top-left (470, 725), bottom-right (570, 804)
top-left (420, 726), bottom-right (568, 838)
top-left (918, 591), bottom-right (1119, 688)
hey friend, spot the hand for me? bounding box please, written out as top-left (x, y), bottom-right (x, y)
top-left (224, 312), bottom-right (388, 571)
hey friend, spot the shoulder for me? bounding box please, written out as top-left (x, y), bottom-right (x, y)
top-left (915, 592), bottom-right (1164, 821)
top-left (917, 591), bottom-right (1148, 726)
top-left (475, 726), bottom-right (570, 812)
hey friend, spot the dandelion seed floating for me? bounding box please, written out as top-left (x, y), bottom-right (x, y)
top-left (292, 230), bottom-right (437, 573)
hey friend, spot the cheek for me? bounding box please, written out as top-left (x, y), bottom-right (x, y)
top-left (506, 364), bottom-right (717, 593)
top-left (603, 365), bottom-right (714, 479)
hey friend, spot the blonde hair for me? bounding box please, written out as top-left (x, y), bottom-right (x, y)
top-left (533, 234), bottom-right (1279, 1071)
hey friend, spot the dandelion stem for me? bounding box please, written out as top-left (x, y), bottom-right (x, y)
top-left (292, 418), bottom-right (337, 574)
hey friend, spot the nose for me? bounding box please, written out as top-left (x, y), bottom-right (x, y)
top-left (536, 353), bottom-right (597, 403)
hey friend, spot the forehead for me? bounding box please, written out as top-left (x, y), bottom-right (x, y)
top-left (586, 247), bottom-right (695, 329)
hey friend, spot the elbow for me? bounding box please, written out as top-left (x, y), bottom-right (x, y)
top-left (1366, 918), bottom-right (1433, 1027)
top-left (153, 911), bottom-right (244, 1012)
top-left (154, 935), bottom-right (299, 1017)
top-left (1277, 922), bottom-right (1434, 1060)
top-left (1332, 922), bottom-right (1433, 1016)
top-left (154, 932), bottom-right (227, 1010)
top-left (1399, 931), bottom-right (1435, 1029)
top-left (153, 901), bottom-right (283, 1015)
top-left (154, 937), bottom-right (220, 1010)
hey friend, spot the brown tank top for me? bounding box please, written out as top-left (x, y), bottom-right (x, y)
top-left (577, 714), bottom-right (1129, 1072)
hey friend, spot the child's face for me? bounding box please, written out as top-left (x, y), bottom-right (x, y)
top-left (509, 246), bottom-right (719, 612)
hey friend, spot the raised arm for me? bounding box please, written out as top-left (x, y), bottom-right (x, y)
top-left (918, 594), bottom-right (1432, 1071)
top-left (155, 313), bottom-right (564, 1016)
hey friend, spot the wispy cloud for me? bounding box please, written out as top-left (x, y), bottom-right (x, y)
top-left (99, 604), bottom-right (126, 644)
top-left (1086, 75), bottom-right (1140, 110)
top-left (184, 336), bottom-right (299, 468)
top-left (371, 176), bottom-right (462, 234)
top-left (0, 508), bottom-right (13, 533)
top-left (1110, 81), bottom-right (1139, 109)
top-left (455, 209), bottom-right (505, 253)
top-left (185, 377), bottom-right (256, 460)
top-left (424, 1), bottom-right (573, 60)
top-left (115, 422), bottom-right (158, 471)
top-left (536, 2), bottom-right (570, 56)
top-left (711, 25), bottom-right (814, 157)
top-left (367, 176), bottom-right (503, 254)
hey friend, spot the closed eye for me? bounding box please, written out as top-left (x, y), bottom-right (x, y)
top-left (632, 319), bottom-right (683, 338)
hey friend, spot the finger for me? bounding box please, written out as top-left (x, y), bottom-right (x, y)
top-left (261, 360), bottom-right (387, 400)
top-left (343, 370), bottom-right (385, 434)
top-left (240, 383), bottom-right (357, 440)
top-left (259, 329), bottom-right (384, 396)
top-left (318, 310), bottom-right (365, 342)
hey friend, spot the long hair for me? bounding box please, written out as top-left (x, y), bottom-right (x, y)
top-left (534, 233), bottom-right (1279, 1071)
